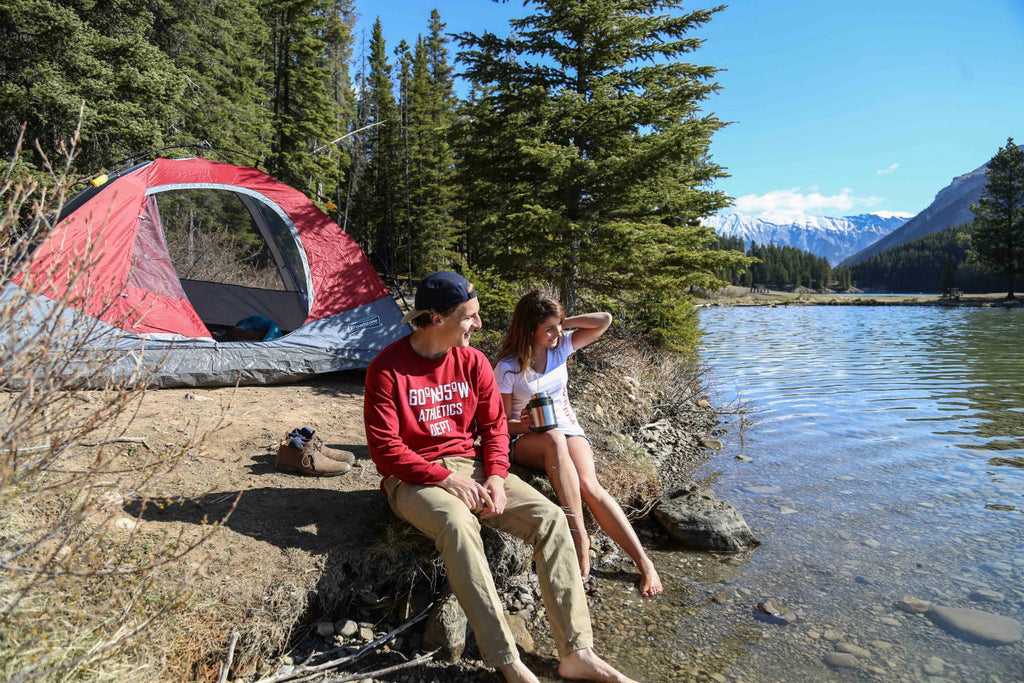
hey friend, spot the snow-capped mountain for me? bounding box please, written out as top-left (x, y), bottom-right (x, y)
top-left (703, 213), bottom-right (912, 266)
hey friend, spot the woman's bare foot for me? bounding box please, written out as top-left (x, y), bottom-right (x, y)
top-left (558, 648), bottom-right (639, 683)
top-left (498, 658), bottom-right (540, 683)
top-left (639, 559), bottom-right (663, 596)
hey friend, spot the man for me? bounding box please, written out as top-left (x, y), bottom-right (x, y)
top-left (364, 271), bottom-right (638, 683)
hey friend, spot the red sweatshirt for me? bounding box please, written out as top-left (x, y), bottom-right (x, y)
top-left (364, 336), bottom-right (510, 487)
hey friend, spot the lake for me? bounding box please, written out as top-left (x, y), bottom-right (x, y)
top-left (575, 305), bottom-right (1024, 682)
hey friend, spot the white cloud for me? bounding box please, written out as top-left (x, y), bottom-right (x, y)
top-left (871, 210), bottom-right (915, 219)
top-left (876, 163), bottom-right (899, 175)
top-left (733, 188), bottom-right (856, 219)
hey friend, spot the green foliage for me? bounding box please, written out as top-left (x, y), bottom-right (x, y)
top-left (970, 137), bottom-right (1024, 298)
top-left (714, 236), bottom-right (837, 291)
top-left (849, 222), bottom-right (1024, 293)
top-left (453, 0), bottom-right (745, 348)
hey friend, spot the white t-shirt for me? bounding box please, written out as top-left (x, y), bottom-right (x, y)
top-left (494, 330), bottom-right (584, 437)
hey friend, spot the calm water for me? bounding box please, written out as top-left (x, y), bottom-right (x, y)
top-left (572, 306), bottom-right (1024, 682)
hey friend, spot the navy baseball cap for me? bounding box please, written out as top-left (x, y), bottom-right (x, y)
top-left (401, 271), bottom-right (477, 323)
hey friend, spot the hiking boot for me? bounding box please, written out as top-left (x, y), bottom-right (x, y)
top-left (307, 435), bottom-right (356, 464)
top-left (276, 439), bottom-right (352, 476)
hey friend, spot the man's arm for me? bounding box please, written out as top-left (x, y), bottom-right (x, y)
top-left (363, 363), bottom-right (452, 486)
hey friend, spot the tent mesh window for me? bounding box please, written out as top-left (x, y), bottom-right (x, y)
top-left (150, 188), bottom-right (309, 340)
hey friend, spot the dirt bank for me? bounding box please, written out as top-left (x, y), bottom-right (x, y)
top-left (94, 351), bottom-right (719, 681)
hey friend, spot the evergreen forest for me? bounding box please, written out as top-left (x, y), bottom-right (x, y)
top-left (849, 223), bottom-right (1024, 294)
top-left (1, 0), bottom-right (751, 349)
top-left (714, 236), bottom-right (852, 291)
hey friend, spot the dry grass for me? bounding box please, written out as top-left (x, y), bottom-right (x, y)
top-left (0, 124), bottom-right (230, 682)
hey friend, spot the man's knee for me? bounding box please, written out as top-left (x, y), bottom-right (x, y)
top-left (434, 505), bottom-right (483, 549)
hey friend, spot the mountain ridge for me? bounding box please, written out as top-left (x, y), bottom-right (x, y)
top-left (839, 164), bottom-right (988, 267)
top-left (705, 212), bottom-right (910, 266)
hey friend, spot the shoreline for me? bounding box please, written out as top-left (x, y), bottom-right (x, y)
top-left (696, 288), bottom-right (1024, 309)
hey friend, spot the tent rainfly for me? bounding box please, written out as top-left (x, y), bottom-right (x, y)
top-left (3, 157), bottom-right (410, 387)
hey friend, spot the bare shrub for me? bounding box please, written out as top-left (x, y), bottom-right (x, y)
top-left (0, 125), bottom-right (229, 682)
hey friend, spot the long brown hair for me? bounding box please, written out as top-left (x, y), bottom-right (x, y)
top-left (496, 290), bottom-right (565, 378)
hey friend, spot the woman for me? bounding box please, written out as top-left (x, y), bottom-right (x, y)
top-left (494, 290), bottom-right (663, 597)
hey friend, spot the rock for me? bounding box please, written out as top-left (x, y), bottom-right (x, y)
top-left (824, 652), bottom-right (860, 668)
top-left (504, 611), bottom-right (535, 653)
top-left (823, 629), bottom-right (841, 641)
top-left (358, 627), bottom-right (374, 641)
top-left (423, 591), bottom-right (468, 661)
top-left (316, 622), bottom-right (335, 637)
top-left (968, 589), bottom-right (1005, 603)
top-left (926, 604), bottom-right (1023, 645)
top-left (897, 597), bottom-right (931, 614)
top-left (870, 640), bottom-right (893, 651)
top-left (701, 437), bottom-right (724, 450)
top-left (923, 656), bottom-right (945, 675)
top-left (114, 517), bottom-right (138, 531)
top-left (337, 619), bottom-right (358, 638)
top-left (836, 642), bottom-right (871, 658)
top-left (654, 486), bottom-right (760, 552)
top-left (757, 599), bottom-right (797, 625)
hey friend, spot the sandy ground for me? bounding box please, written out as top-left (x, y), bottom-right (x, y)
top-left (100, 370), bottom-right (397, 679)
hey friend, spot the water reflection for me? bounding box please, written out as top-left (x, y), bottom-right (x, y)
top-left (687, 305), bottom-right (1024, 681)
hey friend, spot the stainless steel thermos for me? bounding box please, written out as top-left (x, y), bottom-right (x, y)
top-left (526, 392), bottom-right (558, 432)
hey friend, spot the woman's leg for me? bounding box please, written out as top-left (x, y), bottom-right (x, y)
top-left (566, 437), bottom-right (663, 597)
top-left (512, 430), bottom-right (591, 580)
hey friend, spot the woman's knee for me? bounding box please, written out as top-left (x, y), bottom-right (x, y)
top-left (579, 478), bottom-right (609, 506)
top-left (539, 429), bottom-right (569, 459)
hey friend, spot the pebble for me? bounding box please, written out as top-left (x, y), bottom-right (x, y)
top-left (115, 517), bottom-right (138, 531)
top-left (870, 640), bottom-right (893, 651)
top-left (359, 627), bottom-right (374, 641)
top-left (337, 619), bottom-right (358, 637)
top-left (879, 617), bottom-right (901, 626)
top-left (836, 642), bottom-right (871, 658)
top-left (824, 652), bottom-right (860, 668)
top-left (923, 656), bottom-right (945, 675)
top-left (316, 622), bottom-right (334, 637)
top-left (968, 589), bottom-right (1005, 603)
top-left (898, 597), bottom-right (931, 614)
top-left (823, 629), bottom-right (842, 641)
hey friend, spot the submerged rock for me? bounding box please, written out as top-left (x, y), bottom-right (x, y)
top-left (653, 486), bottom-right (760, 552)
top-left (926, 604), bottom-right (1023, 645)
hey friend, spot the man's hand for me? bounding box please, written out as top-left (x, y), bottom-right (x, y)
top-left (479, 475), bottom-right (507, 519)
top-left (439, 472), bottom-right (494, 514)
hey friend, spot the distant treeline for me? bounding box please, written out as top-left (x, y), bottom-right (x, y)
top-left (848, 223), bottom-right (1024, 293)
top-left (715, 236), bottom-right (852, 291)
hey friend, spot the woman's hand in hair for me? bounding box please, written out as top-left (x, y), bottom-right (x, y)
top-left (562, 311), bottom-right (612, 350)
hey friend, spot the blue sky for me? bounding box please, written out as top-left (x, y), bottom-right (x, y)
top-left (354, 1), bottom-right (1024, 220)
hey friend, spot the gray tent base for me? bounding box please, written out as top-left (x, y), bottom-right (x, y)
top-left (2, 283), bottom-right (410, 388)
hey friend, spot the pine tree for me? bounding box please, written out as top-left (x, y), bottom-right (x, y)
top-left (263, 0), bottom-right (353, 199)
top-left (350, 18), bottom-right (402, 275)
top-left (971, 137), bottom-right (1024, 299)
top-left (454, 0), bottom-right (746, 346)
top-left (408, 11), bottom-right (459, 274)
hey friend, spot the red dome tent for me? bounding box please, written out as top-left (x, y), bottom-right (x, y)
top-left (5, 157), bottom-right (409, 386)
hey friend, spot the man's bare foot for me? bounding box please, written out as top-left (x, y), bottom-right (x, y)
top-left (498, 658), bottom-right (540, 683)
top-left (558, 648), bottom-right (639, 683)
top-left (639, 559), bottom-right (663, 596)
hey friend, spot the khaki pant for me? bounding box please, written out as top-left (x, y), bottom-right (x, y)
top-left (384, 456), bottom-right (593, 667)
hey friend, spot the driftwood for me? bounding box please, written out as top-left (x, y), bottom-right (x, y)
top-left (81, 436), bottom-right (153, 451)
top-left (321, 648), bottom-right (440, 683)
top-left (217, 632), bottom-right (238, 683)
top-left (253, 609), bottom-right (430, 683)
